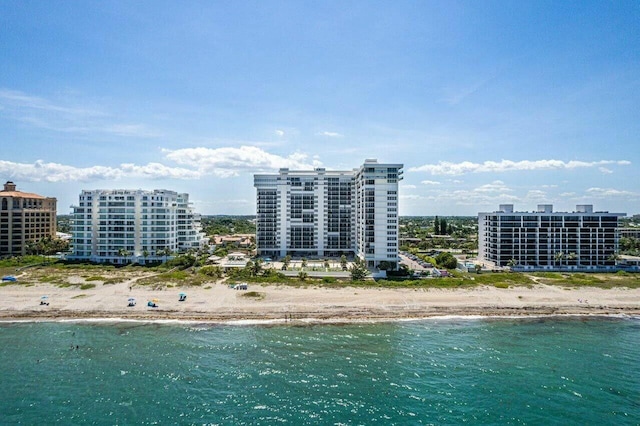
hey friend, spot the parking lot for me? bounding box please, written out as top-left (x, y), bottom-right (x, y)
top-left (399, 252), bottom-right (432, 271)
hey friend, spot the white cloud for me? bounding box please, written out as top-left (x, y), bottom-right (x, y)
top-left (0, 89), bottom-right (103, 116)
top-left (163, 145), bottom-right (320, 177)
top-left (317, 131), bottom-right (344, 138)
top-left (275, 129), bottom-right (285, 137)
top-left (421, 180), bottom-right (441, 185)
top-left (0, 160), bottom-right (200, 182)
top-left (0, 145), bottom-right (320, 182)
top-left (559, 192), bottom-right (576, 197)
top-left (0, 88), bottom-right (160, 138)
top-left (586, 187), bottom-right (637, 197)
top-left (408, 159), bottom-right (631, 175)
top-left (400, 184), bottom-right (417, 189)
top-left (525, 190), bottom-right (547, 200)
top-left (473, 180), bottom-right (511, 193)
top-left (598, 167), bottom-right (613, 174)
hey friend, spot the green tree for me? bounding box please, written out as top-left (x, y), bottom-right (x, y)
top-left (440, 218), bottom-right (448, 235)
top-left (554, 251), bottom-right (565, 267)
top-left (301, 258), bottom-right (307, 269)
top-left (117, 248), bottom-right (130, 265)
top-left (142, 249), bottom-right (150, 264)
top-left (434, 216), bottom-right (440, 234)
top-left (435, 252), bottom-right (457, 269)
top-left (377, 261), bottom-right (394, 271)
top-left (157, 247), bottom-right (173, 263)
top-left (340, 255), bottom-right (348, 271)
top-left (324, 259), bottom-right (330, 270)
top-left (298, 271), bottom-right (309, 281)
top-left (350, 260), bottom-right (369, 281)
top-left (199, 265), bottom-right (223, 279)
top-left (282, 255), bottom-right (291, 271)
top-left (252, 259), bottom-right (263, 276)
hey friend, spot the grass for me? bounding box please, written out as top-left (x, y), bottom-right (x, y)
top-left (72, 294), bottom-right (88, 299)
top-left (80, 283), bottom-right (96, 290)
top-left (3, 260), bottom-right (640, 290)
top-left (531, 271), bottom-right (640, 289)
top-left (240, 291), bottom-right (265, 300)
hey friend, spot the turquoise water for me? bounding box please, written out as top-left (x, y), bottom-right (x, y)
top-left (0, 317), bottom-right (639, 425)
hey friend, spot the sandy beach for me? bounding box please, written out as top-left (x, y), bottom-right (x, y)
top-left (1, 278), bottom-right (639, 323)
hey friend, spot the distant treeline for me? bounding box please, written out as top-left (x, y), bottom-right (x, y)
top-left (201, 216), bottom-right (256, 235)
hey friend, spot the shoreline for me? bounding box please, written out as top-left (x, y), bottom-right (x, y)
top-left (1, 280), bottom-right (640, 325)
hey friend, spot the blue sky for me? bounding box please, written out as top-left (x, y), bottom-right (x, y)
top-left (1, 1), bottom-right (638, 216)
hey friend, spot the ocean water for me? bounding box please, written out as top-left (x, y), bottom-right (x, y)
top-left (0, 317), bottom-right (639, 425)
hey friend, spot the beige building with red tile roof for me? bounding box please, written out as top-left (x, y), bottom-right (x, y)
top-left (0, 181), bottom-right (57, 256)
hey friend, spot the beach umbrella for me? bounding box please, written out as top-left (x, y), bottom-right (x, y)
top-left (128, 297), bottom-right (136, 302)
top-left (152, 298), bottom-right (159, 302)
top-left (41, 296), bottom-right (48, 300)
top-left (179, 292), bottom-right (186, 297)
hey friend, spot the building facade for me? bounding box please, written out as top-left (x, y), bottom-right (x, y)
top-left (70, 189), bottom-right (207, 263)
top-left (254, 159), bottom-right (403, 269)
top-left (0, 181), bottom-right (57, 256)
top-left (478, 204), bottom-right (625, 271)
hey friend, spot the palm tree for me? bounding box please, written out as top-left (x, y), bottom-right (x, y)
top-left (157, 247), bottom-right (172, 263)
top-left (324, 259), bottom-right (330, 270)
top-left (506, 258), bottom-right (517, 269)
top-left (252, 259), bottom-right (263, 276)
top-left (567, 252), bottom-right (577, 266)
top-left (282, 255), bottom-right (291, 271)
top-left (117, 248), bottom-right (130, 265)
top-left (608, 253), bottom-right (620, 264)
top-left (142, 249), bottom-right (150, 265)
top-left (554, 251), bottom-right (565, 268)
top-left (340, 255), bottom-right (348, 271)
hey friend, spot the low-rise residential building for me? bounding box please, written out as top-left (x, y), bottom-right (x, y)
top-left (0, 181), bottom-right (57, 256)
top-left (70, 188), bottom-right (207, 263)
top-left (478, 204), bottom-right (625, 271)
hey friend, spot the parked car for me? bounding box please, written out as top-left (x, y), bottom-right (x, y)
top-left (2, 275), bottom-right (17, 282)
top-left (234, 283), bottom-right (248, 290)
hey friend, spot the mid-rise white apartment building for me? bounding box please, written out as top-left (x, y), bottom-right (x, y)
top-left (70, 189), bottom-right (207, 263)
top-left (254, 159), bottom-right (403, 269)
top-left (478, 204), bottom-right (625, 271)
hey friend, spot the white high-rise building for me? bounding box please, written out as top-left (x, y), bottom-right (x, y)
top-left (254, 159), bottom-right (403, 269)
top-left (70, 189), bottom-right (207, 264)
top-left (478, 204), bottom-right (625, 271)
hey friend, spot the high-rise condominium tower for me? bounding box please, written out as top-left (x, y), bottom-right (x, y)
top-left (71, 189), bottom-right (207, 263)
top-left (254, 159), bottom-right (403, 269)
top-left (0, 181), bottom-right (57, 256)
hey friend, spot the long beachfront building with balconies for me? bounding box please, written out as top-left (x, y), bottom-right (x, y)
top-left (254, 159), bottom-right (403, 269)
top-left (70, 189), bottom-right (207, 264)
top-left (478, 204), bottom-right (625, 271)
